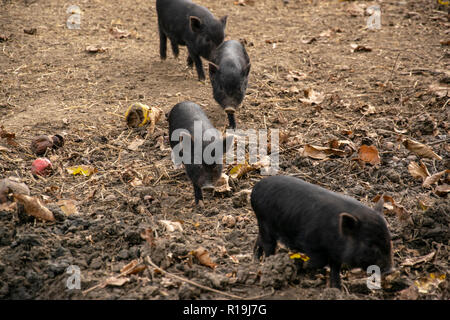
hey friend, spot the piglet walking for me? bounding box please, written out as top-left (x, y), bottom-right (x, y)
top-left (156, 0), bottom-right (227, 81)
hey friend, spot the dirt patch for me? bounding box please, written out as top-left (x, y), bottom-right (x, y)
top-left (0, 0), bottom-right (449, 300)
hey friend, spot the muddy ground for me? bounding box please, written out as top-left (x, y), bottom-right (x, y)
top-left (0, 0), bottom-right (449, 300)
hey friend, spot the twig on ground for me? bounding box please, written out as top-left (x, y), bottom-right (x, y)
top-left (144, 255), bottom-right (274, 300)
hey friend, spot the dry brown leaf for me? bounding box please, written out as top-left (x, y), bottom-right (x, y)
top-left (341, 129), bottom-right (353, 136)
top-left (287, 134), bottom-right (303, 147)
top-left (407, 161), bottom-right (430, 180)
top-left (397, 285), bottom-right (419, 300)
top-left (229, 162), bottom-right (255, 179)
top-left (299, 88), bottom-right (324, 105)
top-left (328, 139), bottom-right (350, 149)
top-left (418, 198), bottom-right (434, 211)
top-left (252, 155), bottom-right (275, 175)
top-left (0, 177), bottom-right (30, 203)
top-left (140, 228), bottom-right (155, 247)
top-left (0, 201), bottom-right (17, 212)
top-left (147, 106), bottom-right (163, 135)
top-left (229, 255), bottom-right (239, 264)
top-left (120, 259), bottom-right (146, 276)
top-left (155, 135), bottom-right (170, 151)
top-left (0, 125), bottom-right (18, 147)
top-left (372, 194), bottom-right (394, 212)
top-left (13, 193), bottom-right (55, 221)
top-left (278, 130), bottom-right (290, 144)
top-left (191, 247), bottom-right (217, 269)
top-left (401, 252), bottom-right (435, 267)
top-left (159, 220), bottom-right (183, 233)
top-left (403, 139), bottom-right (442, 160)
top-left (435, 184), bottom-right (450, 196)
top-left (109, 26), bottom-right (131, 39)
top-left (302, 145), bottom-right (329, 160)
top-left (423, 170), bottom-right (449, 188)
top-left (127, 138), bottom-right (145, 151)
top-left (105, 277), bottom-right (130, 287)
top-left (129, 177), bottom-right (143, 187)
top-left (57, 199), bottom-right (78, 215)
top-left (327, 139), bottom-right (356, 155)
top-left (372, 194), bottom-right (411, 223)
top-left (414, 273), bottom-right (446, 294)
top-left (215, 173), bottom-right (231, 193)
top-left (393, 204), bottom-right (411, 223)
top-left (428, 83), bottom-right (449, 98)
top-left (358, 145), bottom-right (381, 165)
top-left (302, 144), bottom-right (347, 160)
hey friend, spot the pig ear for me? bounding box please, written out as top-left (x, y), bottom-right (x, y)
top-left (373, 195), bottom-right (384, 215)
top-left (223, 135), bottom-right (234, 153)
top-left (220, 16), bottom-right (228, 29)
top-left (189, 16), bottom-right (203, 33)
top-left (339, 212), bottom-right (360, 237)
top-left (243, 63), bottom-right (251, 77)
top-left (209, 61), bottom-right (219, 75)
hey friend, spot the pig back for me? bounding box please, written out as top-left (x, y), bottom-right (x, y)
top-left (251, 176), bottom-right (382, 252)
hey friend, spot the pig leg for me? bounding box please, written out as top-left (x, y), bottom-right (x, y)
top-left (187, 55), bottom-right (194, 68)
top-left (227, 112), bottom-right (236, 129)
top-left (187, 46), bottom-right (205, 81)
top-left (194, 184), bottom-right (203, 205)
top-left (158, 26), bottom-right (167, 60)
top-left (170, 40), bottom-right (179, 58)
top-left (329, 261), bottom-right (342, 289)
top-left (253, 236), bottom-right (264, 260)
top-left (255, 225), bottom-right (277, 257)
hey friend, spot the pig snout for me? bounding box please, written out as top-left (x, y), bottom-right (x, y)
top-left (201, 184), bottom-right (215, 191)
top-left (224, 107), bottom-right (236, 114)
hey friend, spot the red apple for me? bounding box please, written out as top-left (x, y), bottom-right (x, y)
top-left (31, 158), bottom-right (53, 177)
